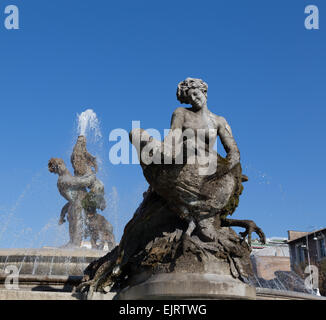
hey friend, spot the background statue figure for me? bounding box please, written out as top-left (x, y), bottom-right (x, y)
top-left (78, 78), bottom-right (265, 297)
top-left (82, 192), bottom-right (115, 250)
top-left (49, 136), bottom-right (112, 248)
top-left (48, 157), bottom-right (95, 247)
top-left (71, 136), bottom-right (106, 211)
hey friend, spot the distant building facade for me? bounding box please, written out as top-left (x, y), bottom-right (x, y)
top-left (249, 237), bottom-right (315, 293)
top-left (288, 229), bottom-right (326, 268)
top-left (288, 228), bottom-right (326, 295)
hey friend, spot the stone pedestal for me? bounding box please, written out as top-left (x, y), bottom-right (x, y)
top-left (116, 273), bottom-right (256, 300)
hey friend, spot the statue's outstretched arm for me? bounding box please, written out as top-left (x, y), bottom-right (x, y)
top-left (64, 174), bottom-right (96, 188)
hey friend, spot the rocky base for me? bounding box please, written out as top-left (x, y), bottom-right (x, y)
top-left (79, 190), bottom-right (254, 294)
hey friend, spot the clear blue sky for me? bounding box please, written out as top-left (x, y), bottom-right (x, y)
top-left (0, 0), bottom-right (325, 248)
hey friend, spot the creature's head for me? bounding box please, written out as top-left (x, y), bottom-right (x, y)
top-left (76, 135), bottom-right (87, 149)
top-left (177, 78), bottom-right (208, 109)
top-left (48, 158), bottom-right (67, 175)
top-left (71, 135), bottom-right (91, 176)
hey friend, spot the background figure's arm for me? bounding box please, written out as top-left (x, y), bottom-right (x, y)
top-left (59, 202), bottom-right (69, 225)
top-left (218, 117), bottom-right (240, 169)
top-left (65, 174), bottom-right (96, 188)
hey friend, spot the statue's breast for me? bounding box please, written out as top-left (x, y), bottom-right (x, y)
top-left (182, 119), bottom-right (206, 132)
top-left (183, 114), bottom-right (217, 142)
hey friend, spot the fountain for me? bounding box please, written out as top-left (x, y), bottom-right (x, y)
top-left (48, 109), bottom-right (115, 249)
top-left (0, 109), bottom-right (116, 298)
top-left (77, 109), bottom-right (103, 141)
top-left (0, 93), bottom-right (325, 300)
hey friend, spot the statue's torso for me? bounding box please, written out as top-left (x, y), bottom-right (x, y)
top-left (57, 175), bottom-right (87, 202)
top-left (181, 108), bottom-right (220, 150)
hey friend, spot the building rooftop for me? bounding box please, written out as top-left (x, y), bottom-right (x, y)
top-left (251, 237), bottom-right (288, 248)
top-left (251, 237), bottom-right (289, 257)
top-left (287, 228), bottom-right (326, 243)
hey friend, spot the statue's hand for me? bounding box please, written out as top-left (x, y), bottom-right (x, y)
top-left (225, 156), bottom-right (240, 173)
top-left (58, 218), bottom-right (66, 225)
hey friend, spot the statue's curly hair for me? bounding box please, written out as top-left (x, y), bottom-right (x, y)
top-left (176, 78), bottom-right (208, 104)
top-left (48, 158), bottom-right (65, 173)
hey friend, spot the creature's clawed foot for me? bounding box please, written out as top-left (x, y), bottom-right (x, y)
top-left (238, 220), bottom-right (266, 246)
top-left (221, 218), bottom-right (266, 246)
top-left (75, 279), bottom-right (95, 294)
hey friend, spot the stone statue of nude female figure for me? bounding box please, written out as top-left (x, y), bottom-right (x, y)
top-left (130, 77), bottom-right (265, 244)
top-left (78, 78), bottom-right (265, 295)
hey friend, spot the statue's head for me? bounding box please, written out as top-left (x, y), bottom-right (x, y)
top-left (177, 78), bottom-right (208, 109)
top-left (48, 158), bottom-right (66, 175)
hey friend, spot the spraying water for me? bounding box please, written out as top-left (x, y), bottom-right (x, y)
top-left (77, 109), bottom-right (102, 141)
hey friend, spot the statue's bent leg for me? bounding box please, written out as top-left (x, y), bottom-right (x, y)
top-left (65, 209), bottom-right (75, 247)
top-left (74, 216), bottom-right (83, 246)
top-left (68, 218), bottom-right (75, 244)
